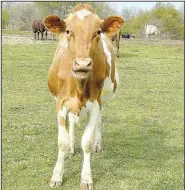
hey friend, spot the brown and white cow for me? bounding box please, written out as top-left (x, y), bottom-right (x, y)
top-left (43, 4), bottom-right (124, 189)
top-left (110, 30), bottom-right (121, 57)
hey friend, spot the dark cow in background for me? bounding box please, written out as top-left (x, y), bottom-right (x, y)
top-left (32, 20), bottom-right (48, 40)
top-left (121, 33), bottom-right (135, 39)
top-left (110, 30), bottom-right (121, 57)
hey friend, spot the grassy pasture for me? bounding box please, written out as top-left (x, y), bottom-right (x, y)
top-left (2, 36), bottom-right (184, 190)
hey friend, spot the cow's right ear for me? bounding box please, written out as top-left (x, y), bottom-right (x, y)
top-left (43, 15), bottom-right (66, 34)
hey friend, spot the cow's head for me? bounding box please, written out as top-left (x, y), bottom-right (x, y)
top-left (44, 4), bottom-right (124, 80)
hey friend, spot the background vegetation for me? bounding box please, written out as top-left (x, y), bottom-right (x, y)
top-left (121, 2), bottom-right (184, 39)
top-left (2, 2), bottom-right (184, 40)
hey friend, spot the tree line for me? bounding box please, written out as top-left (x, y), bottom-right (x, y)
top-left (2, 2), bottom-right (184, 40)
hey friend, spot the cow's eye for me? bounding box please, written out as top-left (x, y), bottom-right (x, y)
top-left (93, 29), bottom-right (102, 38)
top-left (66, 30), bottom-right (70, 34)
top-left (97, 30), bottom-right (102, 35)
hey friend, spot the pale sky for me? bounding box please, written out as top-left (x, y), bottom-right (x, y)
top-left (108, 2), bottom-right (184, 13)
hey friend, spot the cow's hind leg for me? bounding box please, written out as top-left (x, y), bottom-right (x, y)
top-left (46, 31), bottom-right (47, 40)
top-left (34, 32), bottom-right (36, 40)
top-left (37, 32), bottom-right (39, 40)
top-left (50, 106), bottom-right (69, 188)
top-left (81, 100), bottom-right (101, 189)
top-left (41, 32), bottom-right (44, 40)
top-left (116, 41), bottom-right (120, 57)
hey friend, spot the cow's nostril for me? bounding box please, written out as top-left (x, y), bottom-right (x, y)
top-left (87, 62), bottom-right (92, 67)
top-left (75, 60), bottom-right (80, 66)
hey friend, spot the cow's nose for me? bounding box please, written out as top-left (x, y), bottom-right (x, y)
top-left (73, 58), bottom-right (93, 70)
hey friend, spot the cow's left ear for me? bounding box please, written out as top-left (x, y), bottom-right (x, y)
top-left (43, 15), bottom-right (66, 34)
top-left (101, 16), bottom-right (124, 36)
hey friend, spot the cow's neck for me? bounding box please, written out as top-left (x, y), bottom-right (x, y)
top-left (75, 78), bottom-right (89, 98)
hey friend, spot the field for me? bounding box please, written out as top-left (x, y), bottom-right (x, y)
top-left (2, 33), bottom-right (184, 190)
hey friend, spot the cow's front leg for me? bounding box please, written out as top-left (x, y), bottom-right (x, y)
top-left (68, 112), bottom-right (77, 155)
top-left (92, 110), bottom-right (101, 153)
top-left (50, 106), bottom-right (69, 188)
top-left (81, 100), bottom-right (101, 190)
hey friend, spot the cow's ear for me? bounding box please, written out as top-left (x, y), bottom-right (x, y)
top-left (43, 15), bottom-right (66, 34)
top-left (100, 16), bottom-right (124, 36)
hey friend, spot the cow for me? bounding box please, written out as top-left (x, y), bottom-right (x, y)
top-left (43, 3), bottom-right (124, 189)
top-left (122, 33), bottom-right (135, 39)
top-left (145, 24), bottom-right (160, 38)
top-left (32, 20), bottom-right (48, 40)
top-left (110, 30), bottom-right (121, 57)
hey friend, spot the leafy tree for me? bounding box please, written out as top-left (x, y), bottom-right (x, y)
top-left (34, 2), bottom-right (74, 18)
top-left (121, 6), bottom-right (143, 21)
top-left (121, 3), bottom-right (184, 40)
top-left (18, 3), bottom-right (36, 30)
top-left (2, 8), bottom-right (10, 29)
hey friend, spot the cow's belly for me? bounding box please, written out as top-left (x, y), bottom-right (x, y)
top-left (101, 68), bottom-right (119, 104)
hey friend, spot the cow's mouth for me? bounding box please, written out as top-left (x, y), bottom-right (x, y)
top-left (72, 69), bottom-right (90, 79)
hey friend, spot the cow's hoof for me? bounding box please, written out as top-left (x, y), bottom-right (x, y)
top-left (81, 183), bottom-right (93, 190)
top-left (49, 180), bottom-right (62, 188)
top-left (92, 144), bottom-right (101, 153)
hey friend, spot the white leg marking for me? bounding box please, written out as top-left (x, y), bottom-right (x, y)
top-left (93, 110), bottom-right (102, 152)
top-left (50, 106), bottom-right (69, 188)
top-left (81, 100), bottom-right (101, 186)
top-left (68, 112), bottom-right (78, 154)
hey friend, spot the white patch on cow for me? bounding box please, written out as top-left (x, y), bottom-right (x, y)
top-left (81, 100), bottom-right (100, 152)
top-left (50, 106), bottom-right (69, 185)
top-left (50, 124), bottom-right (69, 185)
top-left (81, 100), bottom-right (100, 184)
top-left (58, 33), bottom-right (68, 48)
top-left (76, 9), bottom-right (91, 20)
top-left (68, 112), bottom-right (78, 154)
top-left (77, 100), bottom-right (93, 125)
top-left (101, 76), bottom-right (114, 103)
top-left (64, 39), bottom-right (68, 48)
top-left (92, 110), bottom-right (102, 152)
top-left (57, 106), bottom-right (68, 124)
top-left (101, 33), bottom-right (111, 70)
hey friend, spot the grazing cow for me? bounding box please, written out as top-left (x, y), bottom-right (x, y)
top-left (32, 20), bottom-right (47, 40)
top-left (110, 30), bottom-right (121, 57)
top-left (122, 33), bottom-right (135, 39)
top-left (43, 3), bottom-right (124, 189)
top-left (145, 24), bottom-right (160, 38)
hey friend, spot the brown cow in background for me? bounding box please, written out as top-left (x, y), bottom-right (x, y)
top-left (32, 20), bottom-right (47, 40)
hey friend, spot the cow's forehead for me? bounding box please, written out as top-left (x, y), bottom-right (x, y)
top-left (66, 9), bottom-right (101, 28)
top-left (75, 9), bottom-right (92, 20)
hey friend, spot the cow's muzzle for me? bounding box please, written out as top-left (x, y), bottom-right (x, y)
top-left (72, 58), bottom-right (93, 79)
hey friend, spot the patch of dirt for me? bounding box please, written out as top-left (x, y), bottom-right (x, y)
top-left (2, 35), bottom-right (57, 45)
top-left (2, 35), bottom-right (184, 47)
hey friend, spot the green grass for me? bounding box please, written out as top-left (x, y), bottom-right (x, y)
top-left (2, 29), bottom-right (32, 36)
top-left (2, 39), bottom-right (184, 190)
